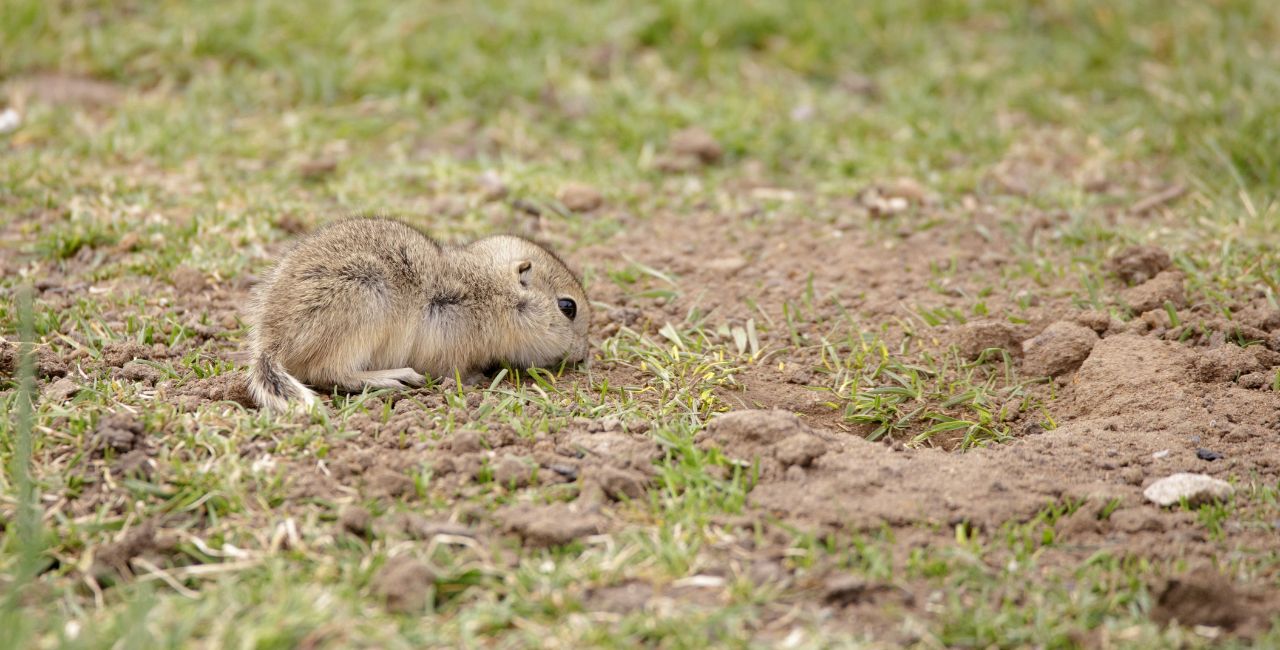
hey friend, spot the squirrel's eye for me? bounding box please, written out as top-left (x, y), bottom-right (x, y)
top-left (557, 298), bottom-right (577, 321)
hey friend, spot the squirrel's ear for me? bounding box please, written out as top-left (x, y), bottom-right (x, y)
top-left (512, 260), bottom-right (532, 287)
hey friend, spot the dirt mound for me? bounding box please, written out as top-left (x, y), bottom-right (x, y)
top-left (697, 410), bottom-right (830, 479)
top-left (101, 341), bottom-right (153, 367)
top-left (713, 332), bottom-right (1280, 535)
top-left (669, 127), bottom-right (723, 163)
top-left (173, 373), bottom-right (256, 409)
top-left (745, 435), bottom-right (1051, 531)
top-left (1021, 320), bottom-right (1099, 377)
top-left (1193, 344), bottom-right (1272, 382)
top-left (338, 505), bottom-right (374, 538)
top-left (1120, 271), bottom-right (1187, 313)
top-left (951, 320), bottom-right (1023, 361)
top-left (1151, 568), bottom-right (1271, 635)
top-left (557, 182), bottom-right (604, 212)
top-left (90, 522), bottom-right (175, 583)
top-left (90, 413), bottom-right (148, 455)
top-left (0, 340), bottom-right (68, 379)
top-left (1106, 245), bottom-right (1172, 285)
top-left (371, 556), bottom-right (436, 613)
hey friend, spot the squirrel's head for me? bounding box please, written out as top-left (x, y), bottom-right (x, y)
top-left (469, 235), bottom-right (592, 371)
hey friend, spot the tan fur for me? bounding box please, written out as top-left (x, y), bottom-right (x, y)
top-left (246, 218), bottom-right (591, 411)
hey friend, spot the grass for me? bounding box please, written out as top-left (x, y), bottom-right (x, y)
top-left (3, 0), bottom-right (1279, 647)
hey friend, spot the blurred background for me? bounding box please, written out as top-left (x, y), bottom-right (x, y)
top-left (5, 0), bottom-right (1277, 189)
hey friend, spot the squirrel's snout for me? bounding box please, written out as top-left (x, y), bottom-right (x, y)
top-left (571, 341), bottom-right (592, 367)
top-left (554, 341), bottom-right (591, 369)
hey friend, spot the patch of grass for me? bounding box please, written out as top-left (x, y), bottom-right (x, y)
top-left (821, 326), bottom-right (1034, 448)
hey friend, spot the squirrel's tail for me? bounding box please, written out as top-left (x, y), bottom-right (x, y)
top-left (248, 353), bottom-right (316, 412)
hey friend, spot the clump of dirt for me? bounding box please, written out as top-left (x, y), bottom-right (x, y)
top-left (101, 342), bottom-right (152, 368)
top-left (656, 127), bottom-right (723, 172)
top-left (173, 373), bottom-right (255, 409)
top-left (497, 502), bottom-right (606, 547)
top-left (557, 182), bottom-right (604, 212)
top-left (448, 429), bottom-right (486, 453)
top-left (584, 580), bottom-right (656, 614)
top-left (0, 340), bottom-right (68, 379)
top-left (338, 505), bottom-right (374, 538)
top-left (1021, 321), bottom-right (1099, 377)
top-left (697, 410), bottom-right (830, 480)
top-left (90, 522), bottom-right (174, 582)
top-left (951, 320), bottom-right (1022, 361)
top-left (1107, 507), bottom-right (1168, 533)
top-left (1106, 245), bottom-right (1172, 285)
top-left (491, 455), bottom-right (536, 488)
top-left (1193, 344), bottom-right (1269, 382)
top-left (563, 424), bottom-right (662, 470)
top-left (168, 266), bottom-right (208, 293)
top-left (112, 449), bottom-right (157, 478)
top-left (581, 465), bottom-right (649, 502)
top-left (1053, 508), bottom-right (1103, 539)
top-left (364, 468), bottom-right (417, 499)
top-left (1120, 271), bottom-right (1186, 313)
top-left (297, 158), bottom-right (338, 181)
top-left (743, 432), bottom-right (1046, 530)
top-left (773, 433), bottom-right (828, 468)
top-left (1151, 568), bottom-right (1270, 635)
top-left (120, 361), bottom-right (162, 383)
top-left (1236, 303), bottom-right (1280, 332)
top-left (1071, 310), bottom-right (1119, 334)
top-left (43, 377), bottom-right (81, 402)
top-left (91, 413), bottom-right (147, 456)
top-left (371, 556), bottom-right (436, 613)
top-left (668, 127), bottom-right (723, 164)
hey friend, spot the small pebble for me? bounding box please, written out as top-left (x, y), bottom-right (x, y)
top-left (549, 464), bottom-right (579, 480)
top-left (0, 108), bottom-right (22, 134)
top-left (1196, 448), bottom-right (1223, 462)
top-left (557, 182), bottom-right (604, 212)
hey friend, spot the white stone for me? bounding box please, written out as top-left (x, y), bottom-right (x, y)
top-left (0, 108), bottom-right (21, 134)
top-left (1143, 473), bottom-right (1234, 507)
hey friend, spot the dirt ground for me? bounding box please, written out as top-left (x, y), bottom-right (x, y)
top-left (12, 173), bottom-right (1280, 641)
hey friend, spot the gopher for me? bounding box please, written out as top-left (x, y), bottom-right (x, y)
top-left (246, 217), bottom-right (590, 411)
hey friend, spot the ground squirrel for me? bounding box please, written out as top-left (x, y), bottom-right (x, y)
top-left (247, 217), bottom-right (590, 411)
